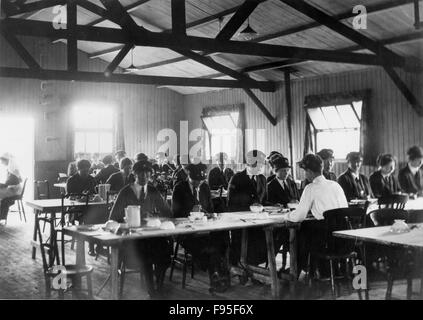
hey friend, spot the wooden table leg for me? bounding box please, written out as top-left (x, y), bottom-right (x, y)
top-left (264, 227), bottom-right (280, 299)
top-left (289, 227), bottom-right (298, 298)
top-left (110, 246), bottom-right (119, 300)
top-left (240, 229), bottom-right (248, 266)
top-left (32, 210), bottom-right (39, 259)
top-left (75, 237), bottom-right (86, 266)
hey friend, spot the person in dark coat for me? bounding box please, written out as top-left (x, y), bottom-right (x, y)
top-left (67, 152), bottom-right (86, 177)
top-left (228, 149), bottom-right (282, 267)
top-left (398, 146), bottom-right (423, 196)
top-left (337, 152), bottom-right (373, 201)
top-left (266, 156), bottom-right (299, 273)
top-left (66, 159), bottom-right (96, 195)
top-left (109, 160), bottom-right (172, 299)
top-left (95, 154), bottom-right (120, 184)
top-left (267, 157), bottom-right (300, 206)
top-left (266, 151), bottom-right (284, 183)
top-left (369, 154), bottom-right (401, 198)
top-left (170, 154), bottom-right (187, 189)
top-left (207, 152), bottom-right (234, 190)
top-left (172, 163), bottom-right (229, 293)
top-left (106, 157), bottom-right (134, 193)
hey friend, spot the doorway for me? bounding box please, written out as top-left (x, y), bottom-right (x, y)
top-left (0, 116), bottom-right (35, 200)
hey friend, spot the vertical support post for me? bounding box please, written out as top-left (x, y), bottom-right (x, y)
top-left (414, 0), bottom-right (420, 29)
top-left (284, 71), bottom-right (295, 178)
top-left (171, 0), bottom-right (186, 35)
top-left (67, 0), bottom-right (77, 71)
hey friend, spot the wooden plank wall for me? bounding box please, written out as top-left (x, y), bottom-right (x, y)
top-left (183, 67), bottom-right (423, 180)
top-left (0, 36), bottom-right (184, 196)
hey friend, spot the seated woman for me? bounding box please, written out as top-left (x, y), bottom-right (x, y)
top-left (94, 154), bottom-right (120, 184)
top-left (109, 160), bottom-right (172, 299)
top-left (398, 146), bottom-right (423, 196)
top-left (369, 154), bottom-right (400, 198)
top-left (172, 163), bottom-right (230, 293)
top-left (0, 153), bottom-right (22, 225)
top-left (106, 157), bottom-right (134, 193)
top-left (66, 159), bottom-right (96, 195)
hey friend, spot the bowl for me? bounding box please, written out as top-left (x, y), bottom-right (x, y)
top-left (250, 204), bottom-right (263, 213)
top-left (160, 221), bottom-right (175, 230)
top-left (189, 211), bottom-right (204, 220)
top-left (146, 218), bottom-right (161, 228)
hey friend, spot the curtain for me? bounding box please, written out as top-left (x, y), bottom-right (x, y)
top-left (114, 105), bottom-right (125, 152)
top-left (303, 89), bottom-right (376, 165)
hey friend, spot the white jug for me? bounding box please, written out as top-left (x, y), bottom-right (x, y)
top-left (125, 205), bottom-right (141, 228)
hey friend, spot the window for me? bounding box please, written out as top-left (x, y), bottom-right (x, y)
top-left (202, 112), bottom-right (240, 162)
top-left (72, 103), bottom-right (114, 155)
top-left (307, 101), bottom-right (362, 159)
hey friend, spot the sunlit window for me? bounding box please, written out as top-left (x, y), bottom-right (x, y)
top-left (72, 104), bottom-right (114, 155)
top-left (307, 101), bottom-right (362, 159)
top-left (202, 112), bottom-right (239, 162)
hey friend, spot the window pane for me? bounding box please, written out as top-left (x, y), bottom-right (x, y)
top-left (73, 106), bottom-right (113, 129)
top-left (202, 117), bottom-right (215, 132)
top-left (317, 130), bottom-right (360, 159)
top-left (230, 112), bottom-right (239, 126)
top-left (86, 132), bottom-right (99, 154)
top-left (99, 132), bottom-right (113, 153)
top-left (336, 104), bottom-right (360, 128)
top-left (307, 108), bottom-right (329, 130)
top-left (352, 101), bottom-right (363, 120)
top-left (74, 132), bottom-right (85, 153)
top-left (321, 106), bottom-right (344, 129)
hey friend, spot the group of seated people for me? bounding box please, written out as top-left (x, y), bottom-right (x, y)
top-left (64, 145), bottom-right (423, 298)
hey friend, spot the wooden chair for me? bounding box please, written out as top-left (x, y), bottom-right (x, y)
top-left (378, 194), bottom-right (409, 210)
top-left (7, 178), bottom-right (28, 223)
top-left (36, 203), bottom-right (93, 299)
top-left (369, 208), bottom-right (419, 299)
top-left (169, 237), bottom-right (195, 289)
top-left (307, 207), bottom-right (367, 299)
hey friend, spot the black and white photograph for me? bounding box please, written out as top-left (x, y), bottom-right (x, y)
top-left (0, 0), bottom-right (423, 305)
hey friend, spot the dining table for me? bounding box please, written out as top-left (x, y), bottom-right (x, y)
top-left (64, 211), bottom-right (300, 300)
top-left (25, 198), bottom-right (106, 263)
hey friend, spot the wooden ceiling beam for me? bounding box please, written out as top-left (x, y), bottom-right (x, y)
top-left (2, 19), bottom-right (400, 67)
top-left (0, 31), bottom-right (41, 70)
top-left (0, 67), bottom-right (272, 89)
top-left (131, 0), bottom-right (416, 71)
top-left (171, 0), bottom-right (186, 35)
top-left (104, 43), bottom-right (132, 76)
top-left (67, 0), bottom-right (77, 71)
top-left (3, 0), bottom-right (66, 17)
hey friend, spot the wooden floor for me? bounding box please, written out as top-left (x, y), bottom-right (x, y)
top-left (0, 205), bottom-right (422, 300)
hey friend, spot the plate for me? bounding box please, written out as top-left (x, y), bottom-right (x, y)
top-left (263, 206), bottom-right (282, 213)
top-left (76, 225), bottom-right (98, 232)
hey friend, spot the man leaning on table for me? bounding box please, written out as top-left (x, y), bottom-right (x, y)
top-left (283, 154), bottom-right (348, 276)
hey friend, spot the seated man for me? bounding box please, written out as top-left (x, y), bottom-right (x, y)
top-left (95, 154), bottom-right (120, 184)
top-left (337, 152), bottom-right (373, 201)
top-left (66, 159), bottom-right (96, 195)
top-left (109, 160), bottom-right (172, 299)
top-left (207, 152), bottom-right (234, 191)
top-left (228, 149), bottom-right (281, 267)
top-left (370, 154), bottom-right (400, 198)
top-left (114, 150), bottom-right (127, 169)
top-left (67, 152), bottom-right (85, 177)
top-left (172, 163), bottom-right (229, 293)
top-left (398, 146), bottom-right (423, 196)
top-left (106, 157), bottom-right (134, 193)
top-left (283, 154), bottom-right (348, 275)
top-left (317, 149), bottom-right (337, 181)
top-left (170, 154), bottom-right (187, 189)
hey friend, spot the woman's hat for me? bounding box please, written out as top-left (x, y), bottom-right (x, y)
top-left (407, 146), bottom-right (423, 160)
top-left (133, 160), bottom-right (153, 173)
top-left (273, 157), bottom-right (291, 171)
top-left (185, 163), bottom-right (207, 181)
top-left (317, 149), bottom-right (334, 160)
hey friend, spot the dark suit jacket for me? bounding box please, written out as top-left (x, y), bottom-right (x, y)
top-left (172, 180), bottom-right (213, 218)
top-left (109, 183), bottom-right (171, 222)
top-left (207, 167), bottom-right (232, 190)
top-left (369, 170), bottom-right (400, 198)
top-left (337, 169), bottom-right (373, 201)
top-left (106, 171), bottom-right (135, 193)
top-left (267, 177), bottom-right (299, 206)
top-left (66, 173), bottom-right (96, 195)
top-left (95, 165), bottom-right (120, 184)
top-left (227, 169), bottom-right (266, 211)
top-left (171, 166), bottom-right (187, 188)
top-left (67, 161), bottom-right (77, 177)
top-left (398, 165), bottom-right (423, 194)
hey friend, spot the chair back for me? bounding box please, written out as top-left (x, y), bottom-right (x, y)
top-left (106, 190), bottom-right (118, 219)
top-left (35, 180), bottom-right (50, 200)
top-left (57, 173), bottom-right (68, 183)
top-left (18, 178), bottom-right (28, 199)
top-left (323, 207), bottom-right (367, 255)
top-left (369, 208), bottom-right (408, 226)
top-left (378, 193), bottom-right (409, 209)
